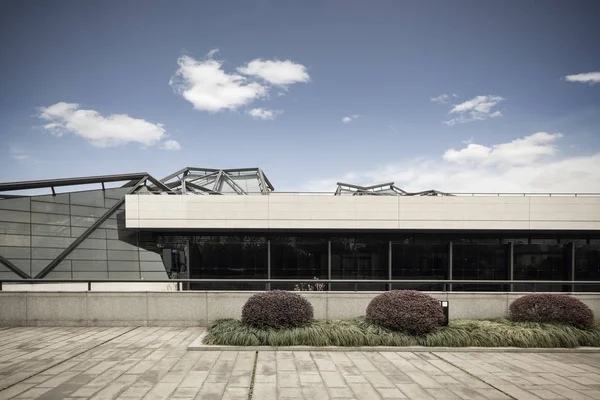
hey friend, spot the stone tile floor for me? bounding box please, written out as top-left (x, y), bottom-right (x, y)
top-left (0, 327), bottom-right (599, 399)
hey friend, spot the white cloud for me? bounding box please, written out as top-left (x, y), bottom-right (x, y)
top-left (431, 94), bottom-right (450, 104)
top-left (444, 95), bottom-right (504, 125)
top-left (39, 102), bottom-right (167, 147)
top-left (443, 132), bottom-right (562, 166)
top-left (237, 59), bottom-right (310, 86)
top-left (564, 72), bottom-right (600, 85)
top-left (206, 48), bottom-right (219, 58)
top-left (248, 108), bottom-right (281, 120)
top-left (161, 140), bottom-right (181, 150)
top-left (170, 55), bottom-right (267, 112)
top-left (299, 132), bottom-right (600, 193)
top-left (342, 114), bottom-right (360, 123)
top-left (10, 147), bottom-right (30, 161)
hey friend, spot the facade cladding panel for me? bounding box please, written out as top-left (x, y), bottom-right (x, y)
top-left (1, 167), bottom-right (599, 292)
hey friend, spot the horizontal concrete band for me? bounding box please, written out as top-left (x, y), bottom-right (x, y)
top-left (126, 194), bottom-right (600, 230)
top-left (1, 292), bottom-right (599, 327)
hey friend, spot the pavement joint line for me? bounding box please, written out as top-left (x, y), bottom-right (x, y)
top-left (247, 350), bottom-right (259, 400)
top-left (430, 351), bottom-right (518, 400)
top-left (0, 326), bottom-right (140, 393)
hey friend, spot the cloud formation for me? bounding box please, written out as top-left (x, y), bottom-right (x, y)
top-left (237, 59), bottom-right (310, 86)
top-left (170, 53), bottom-right (309, 114)
top-left (445, 95), bottom-right (504, 125)
top-left (248, 108), bottom-right (281, 120)
top-left (564, 72), bottom-right (600, 85)
top-left (430, 94), bottom-right (458, 104)
top-left (342, 114), bottom-right (360, 123)
top-left (39, 102), bottom-right (168, 148)
top-left (161, 140), bottom-right (181, 150)
top-left (300, 132), bottom-right (600, 193)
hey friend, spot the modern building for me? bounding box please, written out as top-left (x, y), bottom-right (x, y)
top-left (1, 167), bottom-right (599, 292)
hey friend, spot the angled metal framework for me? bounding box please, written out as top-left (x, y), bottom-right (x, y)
top-left (0, 167), bottom-right (275, 279)
top-left (335, 182), bottom-right (450, 196)
top-left (159, 167), bottom-right (274, 195)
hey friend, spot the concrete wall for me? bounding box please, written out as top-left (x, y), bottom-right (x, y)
top-left (1, 292), bottom-right (599, 327)
top-left (126, 194), bottom-right (600, 231)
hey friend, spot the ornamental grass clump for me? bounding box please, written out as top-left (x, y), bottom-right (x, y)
top-left (366, 290), bottom-right (445, 335)
top-left (241, 290), bottom-right (314, 329)
top-left (509, 294), bottom-right (594, 327)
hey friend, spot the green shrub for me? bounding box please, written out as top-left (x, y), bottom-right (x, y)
top-left (241, 290), bottom-right (314, 329)
top-left (366, 290), bottom-right (444, 335)
top-left (509, 294), bottom-right (594, 327)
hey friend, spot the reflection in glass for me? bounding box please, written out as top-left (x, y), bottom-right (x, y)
top-left (513, 244), bottom-right (569, 292)
top-left (331, 237), bottom-right (388, 291)
top-left (392, 243), bottom-right (447, 291)
top-left (575, 244), bottom-right (600, 292)
top-left (270, 237), bottom-right (328, 290)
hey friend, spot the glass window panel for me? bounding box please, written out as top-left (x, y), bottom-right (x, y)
top-left (70, 205), bottom-right (110, 218)
top-left (101, 217), bottom-right (119, 230)
top-left (8, 259), bottom-right (30, 276)
top-left (140, 271), bottom-right (169, 279)
top-left (105, 229), bottom-right (120, 240)
top-left (513, 244), bottom-right (569, 292)
top-left (0, 221), bottom-right (30, 235)
top-left (0, 209), bottom-right (31, 223)
top-left (0, 234), bottom-right (30, 247)
top-left (33, 193), bottom-right (69, 204)
top-left (270, 237), bottom-right (328, 290)
top-left (69, 190), bottom-right (105, 207)
top-left (53, 260), bottom-right (72, 272)
top-left (107, 250), bottom-right (139, 261)
top-left (31, 224), bottom-right (70, 237)
top-left (575, 244), bottom-right (600, 292)
top-left (73, 271), bottom-right (108, 279)
top-left (32, 236), bottom-right (75, 248)
top-left (72, 260), bottom-right (108, 272)
top-left (0, 271), bottom-right (22, 279)
top-left (32, 248), bottom-right (63, 259)
top-left (502, 238), bottom-right (529, 244)
top-left (109, 271), bottom-right (141, 280)
top-left (392, 243), bottom-right (448, 291)
top-left (67, 249), bottom-right (107, 261)
top-left (31, 213), bottom-right (69, 226)
top-left (31, 201), bottom-right (70, 215)
top-left (104, 198), bottom-right (124, 208)
top-left (104, 187), bottom-right (131, 200)
top-left (140, 250), bottom-right (162, 262)
top-left (107, 239), bottom-right (139, 251)
top-left (0, 246), bottom-right (30, 259)
top-left (452, 244), bottom-right (508, 291)
top-left (0, 197), bottom-right (30, 212)
top-left (46, 271), bottom-right (72, 279)
top-left (530, 239), bottom-right (559, 245)
top-left (190, 236), bottom-right (266, 290)
top-left (331, 237), bottom-right (388, 291)
top-left (70, 215), bottom-right (98, 228)
top-left (31, 260), bottom-right (51, 276)
top-left (139, 261), bottom-right (166, 272)
top-left (108, 261), bottom-right (139, 271)
top-left (72, 227), bottom-right (106, 239)
top-left (78, 238), bottom-right (107, 250)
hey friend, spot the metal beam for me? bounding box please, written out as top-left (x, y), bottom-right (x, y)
top-left (212, 170), bottom-right (224, 191)
top-left (146, 176), bottom-right (175, 193)
top-left (0, 173), bottom-right (149, 192)
top-left (35, 176), bottom-right (149, 278)
top-left (185, 181), bottom-right (221, 195)
top-left (159, 167), bottom-right (189, 183)
top-left (0, 253), bottom-right (30, 279)
top-left (222, 174), bottom-right (247, 195)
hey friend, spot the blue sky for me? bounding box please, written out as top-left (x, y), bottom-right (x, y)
top-left (1, 0), bottom-right (599, 192)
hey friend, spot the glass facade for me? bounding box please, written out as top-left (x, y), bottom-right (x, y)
top-left (0, 188), bottom-right (168, 280)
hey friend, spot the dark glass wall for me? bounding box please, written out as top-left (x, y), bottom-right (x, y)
top-left (513, 244), bottom-right (569, 291)
top-left (392, 243), bottom-right (447, 290)
top-left (189, 236), bottom-right (267, 290)
top-left (575, 244), bottom-right (600, 292)
top-left (331, 237), bottom-right (388, 291)
top-left (452, 244), bottom-right (508, 291)
top-left (270, 237), bottom-right (328, 290)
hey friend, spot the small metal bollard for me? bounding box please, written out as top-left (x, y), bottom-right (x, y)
top-left (439, 300), bottom-right (449, 326)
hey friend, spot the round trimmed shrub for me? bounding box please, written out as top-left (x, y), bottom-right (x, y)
top-left (366, 290), bottom-right (445, 335)
top-left (241, 290), bottom-right (314, 329)
top-left (509, 294), bottom-right (594, 327)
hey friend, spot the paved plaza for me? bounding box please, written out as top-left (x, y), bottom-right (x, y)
top-left (0, 327), bottom-right (599, 399)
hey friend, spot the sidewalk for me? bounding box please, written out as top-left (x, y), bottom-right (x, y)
top-left (0, 327), bottom-right (599, 399)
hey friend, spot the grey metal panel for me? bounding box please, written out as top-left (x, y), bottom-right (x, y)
top-left (140, 261), bottom-right (166, 272)
top-left (70, 215), bottom-right (98, 228)
top-left (140, 271), bottom-right (169, 279)
top-left (0, 246), bottom-right (31, 259)
top-left (32, 248), bottom-right (65, 259)
top-left (70, 205), bottom-right (111, 218)
top-left (0, 172), bottom-right (149, 192)
top-left (31, 201), bottom-right (70, 215)
top-left (7, 259), bottom-right (30, 276)
top-left (72, 271), bottom-right (109, 279)
top-left (31, 224), bottom-right (70, 237)
top-left (107, 250), bottom-right (139, 261)
top-left (71, 227), bottom-right (106, 239)
top-left (78, 238), bottom-right (108, 250)
top-left (0, 210), bottom-right (31, 223)
top-left (107, 261), bottom-right (140, 271)
top-left (30, 193), bottom-right (70, 204)
top-left (31, 213), bottom-right (70, 226)
top-left (107, 239), bottom-right (139, 251)
top-left (69, 190), bottom-right (106, 207)
top-left (0, 197), bottom-right (31, 212)
top-left (0, 221), bottom-right (30, 235)
top-left (46, 271), bottom-right (72, 279)
top-left (71, 260), bottom-right (109, 272)
top-left (0, 234), bottom-right (31, 247)
top-left (139, 251), bottom-right (161, 262)
top-left (66, 249), bottom-right (108, 261)
top-left (31, 236), bottom-right (75, 248)
top-left (109, 271), bottom-right (141, 279)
